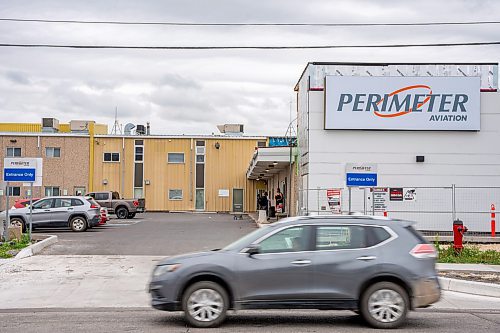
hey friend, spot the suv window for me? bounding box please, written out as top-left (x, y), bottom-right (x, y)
top-left (54, 198), bottom-right (72, 208)
top-left (366, 226), bottom-right (392, 247)
top-left (316, 225), bottom-right (367, 250)
top-left (33, 199), bottom-right (53, 209)
top-left (258, 226), bottom-right (309, 253)
top-left (71, 199), bottom-right (84, 206)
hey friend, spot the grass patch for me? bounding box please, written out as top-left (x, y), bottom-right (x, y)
top-left (0, 234), bottom-right (31, 258)
top-left (436, 243), bottom-right (500, 265)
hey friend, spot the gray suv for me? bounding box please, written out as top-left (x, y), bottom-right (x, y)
top-left (149, 216), bottom-right (440, 329)
top-left (6, 196), bottom-right (101, 232)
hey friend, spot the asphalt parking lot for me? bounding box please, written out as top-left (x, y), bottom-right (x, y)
top-left (39, 212), bottom-right (258, 255)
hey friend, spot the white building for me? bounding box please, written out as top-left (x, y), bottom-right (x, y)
top-left (295, 63), bottom-right (500, 232)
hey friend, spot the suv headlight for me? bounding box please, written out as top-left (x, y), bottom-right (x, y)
top-left (153, 264), bottom-right (181, 277)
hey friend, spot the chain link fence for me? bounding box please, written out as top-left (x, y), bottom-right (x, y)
top-left (299, 186), bottom-right (499, 235)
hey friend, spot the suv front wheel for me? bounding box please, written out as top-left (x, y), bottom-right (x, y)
top-left (70, 216), bottom-right (88, 232)
top-left (360, 281), bottom-right (409, 329)
top-left (182, 281), bottom-right (229, 328)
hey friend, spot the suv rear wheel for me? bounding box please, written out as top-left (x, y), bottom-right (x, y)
top-left (360, 281), bottom-right (409, 329)
top-left (116, 207), bottom-right (128, 219)
top-left (70, 216), bottom-right (88, 232)
top-left (182, 281), bottom-right (229, 328)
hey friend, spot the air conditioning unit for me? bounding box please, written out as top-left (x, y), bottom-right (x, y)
top-left (136, 125), bottom-right (146, 135)
top-left (42, 118), bottom-right (60, 132)
top-left (217, 124), bottom-right (244, 136)
top-left (70, 120), bottom-right (91, 132)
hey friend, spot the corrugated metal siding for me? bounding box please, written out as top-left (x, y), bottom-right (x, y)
top-left (0, 123), bottom-right (42, 132)
top-left (94, 137), bottom-right (260, 212)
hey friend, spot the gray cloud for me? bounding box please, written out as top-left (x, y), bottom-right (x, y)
top-left (0, 0), bottom-right (498, 136)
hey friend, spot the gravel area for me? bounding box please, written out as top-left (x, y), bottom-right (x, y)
top-left (439, 270), bottom-right (500, 284)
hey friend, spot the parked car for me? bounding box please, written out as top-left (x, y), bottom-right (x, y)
top-left (87, 191), bottom-right (145, 219)
top-left (4, 196), bottom-right (101, 232)
top-left (149, 215), bottom-right (440, 329)
top-left (11, 198), bottom-right (41, 209)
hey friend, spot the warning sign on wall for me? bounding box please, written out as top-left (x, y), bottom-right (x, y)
top-left (327, 189), bottom-right (342, 214)
top-left (390, 188), bottom-right (403, 201)
top-left (404, 188), bottom-right (417, 201)
top-left (372, 187), bottom-right (388, 212)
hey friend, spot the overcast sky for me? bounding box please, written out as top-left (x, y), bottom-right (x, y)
top-left (0, 0), bottom-right (499, 136)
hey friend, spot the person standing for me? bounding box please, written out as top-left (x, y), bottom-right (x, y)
top-left (275, 188), bottom-right (284, 213)
top-left (261, 192), bottom-right (269, 215)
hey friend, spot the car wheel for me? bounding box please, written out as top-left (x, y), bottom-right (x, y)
top-left (360, 281), bottom-right (409, 329)
top-left (10, 218), bottom-right (25, 233)
top-left (182, 281), bottom-right (229, 328)
top-left (70, 216), bottom-right (88, 232)
top-left (127, 213), bottom-right (136, 219)
top-left (116, 207), bottom-right (128, 219)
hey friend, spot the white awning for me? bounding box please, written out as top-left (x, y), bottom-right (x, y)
top-left (246, 147), bottom-right (296, 180)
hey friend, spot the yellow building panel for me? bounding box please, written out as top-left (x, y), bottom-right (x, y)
top-left (0, 123), bottom-right (42, 132)
top-left (59, 124), bottom-right (71, 132)
top-left (94, 124), bottom-right (109, 135)
top-left (143, 138), bottom-right (193, 211)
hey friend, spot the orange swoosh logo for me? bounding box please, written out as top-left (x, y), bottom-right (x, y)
top-left (374, 85), bottom-right (432, 118)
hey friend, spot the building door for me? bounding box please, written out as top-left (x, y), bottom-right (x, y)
top-left (233, 189), bottom-right (244, 213)
top-left (195, 189), bottom-right (205, 210)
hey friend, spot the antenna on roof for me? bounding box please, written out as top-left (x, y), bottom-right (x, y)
top-left (111, 106), bottom-right (122, 135)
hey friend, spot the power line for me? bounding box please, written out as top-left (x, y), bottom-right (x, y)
top-left (0, 18), bottom-right (499, 27)
top-left (0, 41), bottom-right (498, 50)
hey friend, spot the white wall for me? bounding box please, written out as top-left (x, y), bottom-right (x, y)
top-left (307, 91), bottom-right (500, 189)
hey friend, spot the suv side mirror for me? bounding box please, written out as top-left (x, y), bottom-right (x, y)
top-left (245, 244), bottom-right (261, 256)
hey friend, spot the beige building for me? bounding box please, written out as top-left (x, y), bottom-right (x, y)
top-left (91, 135), bottom-right (267, 212)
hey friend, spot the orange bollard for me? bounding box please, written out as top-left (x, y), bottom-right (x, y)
top-left (491, 204), bottom-right (496, 238)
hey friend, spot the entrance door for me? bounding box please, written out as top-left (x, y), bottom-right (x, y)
top-left (233, 189), bottom-right (244, 213)
top-left (195, 189), bottom-right (205, 210)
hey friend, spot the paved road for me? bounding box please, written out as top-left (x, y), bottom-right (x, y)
top-left (39, 212), bottom-right (257, 255)
top-left (0, 308), bottom-right (499, 333)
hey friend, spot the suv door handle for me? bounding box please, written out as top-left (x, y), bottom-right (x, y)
top-left (67, 208), bottom-right (74, 210)
top-left (356, 256), bottom-right (377, 261)
top-left (290, 259), bottom-right (312, 266)
top-left (43, 209), bottom-right (51, 212)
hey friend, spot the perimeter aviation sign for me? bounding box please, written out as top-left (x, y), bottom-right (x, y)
top-left (324, 76), bottom-right (480, 131)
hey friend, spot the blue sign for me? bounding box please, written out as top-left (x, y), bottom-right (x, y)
top-left (346, 173), bottom-right (377, 187)
top-left (3, 168), bottom-right (36, 182)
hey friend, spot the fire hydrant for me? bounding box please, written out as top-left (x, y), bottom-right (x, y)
top-left (453, 219), bottom-right (468, 254)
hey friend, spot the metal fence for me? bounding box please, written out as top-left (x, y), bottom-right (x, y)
top-left (299, 186), bottom-right (499, 234)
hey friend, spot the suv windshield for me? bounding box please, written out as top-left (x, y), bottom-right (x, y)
top-left (222, 226), bottom-right (272, 251)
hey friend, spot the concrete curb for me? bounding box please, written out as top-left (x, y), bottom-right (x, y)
top-left (439, 277), bottom-right (500, 297)
top-left (15, 235), bottom-right (58, 260)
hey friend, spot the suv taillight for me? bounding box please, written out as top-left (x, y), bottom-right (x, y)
top-left (133, 200), bottom-right (139, 207)
top-left (90, 204), bottom-right (99, 209)
top-left (410, 244), bottom-right (437, 259)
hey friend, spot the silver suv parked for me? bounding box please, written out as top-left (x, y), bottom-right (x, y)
top-left (6, 196), bottom-right (101, 232)
top-left (149, 216), bottom-right (440, 329)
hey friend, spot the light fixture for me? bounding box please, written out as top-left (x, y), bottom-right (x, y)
top-left (215, 142), bottom-right (220, 149)
top-left (102, 179), bottom-right (108, 185)
top-left (145, 180), bottom-right (151, 185)
top-left (265, 169), bottom-right (270, 172)
top-left (416, 156), bottom-right (425, 163)
top-left (273, 162), bottom-right (278, 165)
top-left (256, 178), bottom-right (260, 181)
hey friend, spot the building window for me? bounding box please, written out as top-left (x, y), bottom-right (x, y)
top-left (135, 146), bottom-right (143, 161)
top-left (7, 186), bottom-right (21, 196)
top-left (169, 189), bottom-right (183, 200)
top-left (46, 147), bottom-right (61, 158)
top-left (45, 186), bottom-right (60, 196)
top-left (104, 152), bottom-right (120, 162)
top-left (168, 153), bottom-right (185, 164)
top-left (257, 141), bottom-right (267, 148)
top-left (6, 147), bottom-right (22, 157)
